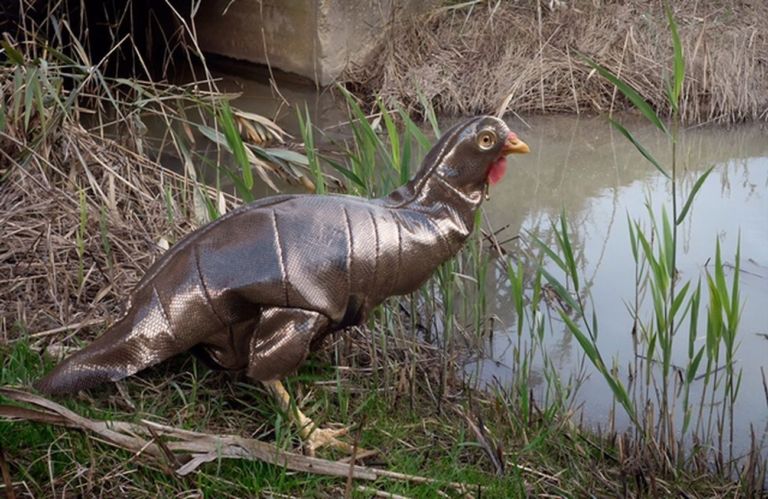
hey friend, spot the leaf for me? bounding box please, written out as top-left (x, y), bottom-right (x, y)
top-left (539, 267), bottom-right (580, 313)
top-left (33, 72), bottom-right (46, 131)
top-left (400, 133), bottom-right (412, 185)
top-left (199, 121), bottom-right (281, 193)
top-left (418, 90), bottom-right (441, 137)
top-left (398, 107), bottom-right (431, 150)
top-left (610, 119), bottom-right (670, 178)
top-left (1, 40), bottom-right (25, 65)
top-left (11, 68), bottom-right (23, 120)
top-left (265, 148), bottom-right (310, 166)
top-left (37, 67), bottom-right (67, 117)
top-left (559, 313), bottom-right (637, 423)
top-left (233, 110), bottom-right (287, 142)
top-left (199, 185), bottom-right (220, 221)
top-left (378, 99), bottom-right (400, 174)
top-left (23, 66), bottom-right (37, 131)
top-left (245, 149), bottom-right (280, 193)
top-left (661, 207), bottom-right (674, 279)
top-left (676, 166), bottom-right (714, 225)
top-left (581, 53), bottom-right (669, 135)
top-left (686, 347), bottom-right (705, 384)
top-left (218, 101), bottom-right (253, 190)
top-left (337, 85), bottom-right (381, 150)
top-left (196, 123), bottom-right (226, 146)
top-left (687, 281), bottom-right (701, 357)
top-left (705, 272), bottom-right (723, 357)
top-left (560, 312), bottom-right (599, 361)
top-left (322, 157), bottom-right (365, 189)
top-left (729, 239), bottom-right (741, 331)
top-left (713, 239), bottom-right (730, 317)
top-left (627, 214), bottom-right (638, 261)
top-left (670, 281), bottom-right (691, 318)
top-left (557, 214), bottom-right (579, 292)
top-left (666, 3), bottom-right (685, 110)
top-left (530, 232), bottom-right (567, 273)
top-left (296, 104), bottom-right (324, 194)
top-left (221, 168), bottom-right (255, 203)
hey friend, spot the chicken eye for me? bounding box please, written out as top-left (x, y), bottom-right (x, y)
top-left (476, 130), bottom-right (496, 150)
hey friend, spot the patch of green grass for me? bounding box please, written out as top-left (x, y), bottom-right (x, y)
top-left (1, 333), bottom-right (745, 497)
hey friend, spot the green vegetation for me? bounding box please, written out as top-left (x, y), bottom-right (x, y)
top-left (516, 6), bottom-right (762, 492)
top-left (0, 3), bottom-right (764, 498)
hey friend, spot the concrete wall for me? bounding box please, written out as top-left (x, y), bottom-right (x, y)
top-left (195, 0), bottom-right (429, 85)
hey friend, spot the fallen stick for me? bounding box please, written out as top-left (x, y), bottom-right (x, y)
top-left (0, 388), bottom-right (469, 492)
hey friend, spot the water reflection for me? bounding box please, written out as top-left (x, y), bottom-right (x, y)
top-left (196, 57), bottom-right (348, 134)
top-left (478, 115), bottom-right (768, 452)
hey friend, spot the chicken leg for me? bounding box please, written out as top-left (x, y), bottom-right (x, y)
top-left (245, 307), bottom-right (351, 455)
top-left (263, 379), bottom-right (351, 456)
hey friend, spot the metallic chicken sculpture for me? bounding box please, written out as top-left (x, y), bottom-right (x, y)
top-left (36, 115), bottom-right (529, 453)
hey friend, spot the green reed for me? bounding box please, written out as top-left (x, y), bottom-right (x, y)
top-left (523, 4), bottom-right (749, 476)
top-left (298, 91), bottom-right (586, 421)
top-left (297, 104), bottom-right (325, 195)
top-left (1, 29), bottom-right (320, 221)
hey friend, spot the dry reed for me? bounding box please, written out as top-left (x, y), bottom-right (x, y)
top-left (1, 123), bottom-right (205, 344)
top-left (348, 0), bottom-right (768, 124)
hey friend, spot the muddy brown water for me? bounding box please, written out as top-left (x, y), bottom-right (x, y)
top-left (184, 64), bottom-right (767, 458)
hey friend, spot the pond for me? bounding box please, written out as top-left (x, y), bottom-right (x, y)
top-left (477, 114), bottom-right (768, 455)
top-left (188, 62), bottom-right (768, 459)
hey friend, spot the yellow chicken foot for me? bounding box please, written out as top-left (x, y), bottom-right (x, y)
top-left (263, 380), bottom-right (352, 456)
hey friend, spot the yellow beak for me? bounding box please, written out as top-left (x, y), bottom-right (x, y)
top-left (502, 132), bottom-right (530, 155)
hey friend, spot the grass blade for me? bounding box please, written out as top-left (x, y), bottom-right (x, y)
top-left (322, 156), bottom-right (366, 190)
top-left (378, 98), bottom-right (400, 174)
top-left (676, 166), bottom-right (714, 225)
top-left (661, 208), bottom-right (674, 279)
top-left (1, 40), bottom-right (25, 65)
top-left (219, 101), bottom-right (253, 190)
top-left (539, 267), bottom-right (579, 312)
top-left (297, 104), bottom-right (324, 194)
top-left (418, 90), bottom-right (441, 138)
top-left (610, 119), bottom-right (670, 178)
top-left (666, 3), bottom-right (685, 110)
top-left (729, 239), bottom-right (741, 332)
top-left (530, 232), bottom-right (568, 273)
top-left (559, 311), bottom-right (636, 423)
top-left (557, 214), bottom-right (579, 291)
top-left (398, 107), bottom-right (431, 150)
top-left (400, 133), bottom-right (412, 184)
top-left (23, 67), bottom-right (37, 131)
top-left (581, 54), bottom-right (668, 135)
top-left (265, 148), bottom-right (309, 167)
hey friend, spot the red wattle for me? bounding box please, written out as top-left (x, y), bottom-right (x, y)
top-left (487, 157), bottom-right (507, 184)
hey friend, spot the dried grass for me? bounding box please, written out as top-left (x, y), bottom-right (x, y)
top-left (0, 108), bottom-right (228, 346)
top-left (0, 388), bottom-right (472, 490)
top-left (348, 0), bottom-right (768, 124)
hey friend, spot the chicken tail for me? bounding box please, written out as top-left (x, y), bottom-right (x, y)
top-left (35, 286), bottom-right (210, 395)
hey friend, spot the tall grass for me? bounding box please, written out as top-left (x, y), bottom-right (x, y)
top-left (2, 2), bottom-right (763, 495)
top-left (0, 2), bottom-right (320, 221)
top-left (527, 5), bottom-right (754, 483)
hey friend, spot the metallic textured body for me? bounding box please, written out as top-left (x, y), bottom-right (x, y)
top-left (35, 116), bottom-right (525, 394)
